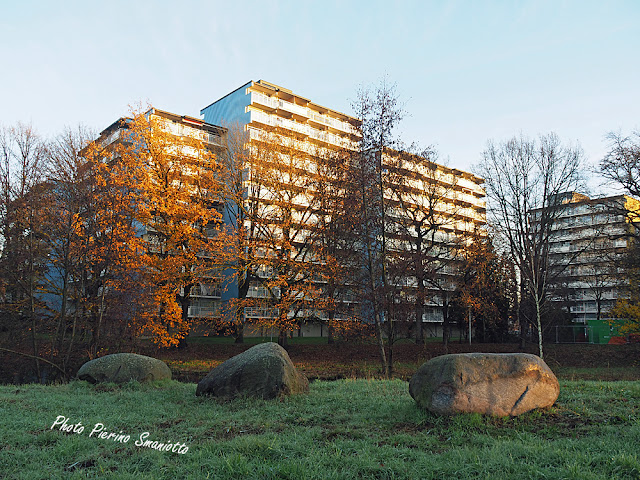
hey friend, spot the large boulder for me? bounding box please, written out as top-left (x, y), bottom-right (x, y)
top-left (195, 342), bottom-right (309, 399)
top-left (77, 353), bottom-right (172, 384)
top-left (409, 353), bottom-right (559, 416)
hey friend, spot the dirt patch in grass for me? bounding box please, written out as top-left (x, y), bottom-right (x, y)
top-left (150, 341), bottom-right (640, 382)
top-left (2, 338), bottom-right (639, 384)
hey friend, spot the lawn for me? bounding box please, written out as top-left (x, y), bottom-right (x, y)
top-left (1, 378), bottom-right (639, 479)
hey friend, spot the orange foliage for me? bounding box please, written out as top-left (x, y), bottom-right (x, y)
top-left (84, 108), bottom-right (225, 347)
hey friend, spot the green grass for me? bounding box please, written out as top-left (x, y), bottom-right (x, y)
top-left (1, 379), bottom-right (639, 479)
top-left (554, 366), bottom-right (640, 381)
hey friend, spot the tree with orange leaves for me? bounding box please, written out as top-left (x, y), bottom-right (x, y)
top-left (111, 108), bottom-right (225, 347)
top-left (454, 231), bottom-right (514, 343)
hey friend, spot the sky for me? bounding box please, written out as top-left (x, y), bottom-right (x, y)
top-left (1, 0), bottom-right (638, 193)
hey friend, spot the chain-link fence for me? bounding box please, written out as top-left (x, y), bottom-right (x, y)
top-left (551, 325), bottom-right (594, 343)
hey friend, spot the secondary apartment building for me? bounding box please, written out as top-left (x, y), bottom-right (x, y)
top-left (200, 80), bottom-right (486, 335)
top-left (543, 192), bottom-right (639, 341)
top-left (96, 108), bottom-right (226, 320)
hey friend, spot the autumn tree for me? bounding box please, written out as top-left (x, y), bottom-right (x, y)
top-left (453, 231), bottom-right (514, 343)
top-left (216, 124), bottom-right (274, 343)
top-left (113, 109), bottom-right (224, 347)
top-left (307, 145), bottom-right (364, 343)
top-left (214, 121), bottom-right (355, 346)
top-left (476, 133), bottom-right (584, 358)
top-left (74, 132), bottom-right (149, 355)
top-left (609, 255), bottom-right (640, 337)
top-left (239, 127), bottom-right (329, 346)
top-left (599, 130), bottom-right (640, 336)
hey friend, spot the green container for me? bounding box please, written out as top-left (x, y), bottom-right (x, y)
top-left (587, 319), bottom-right (618, 344)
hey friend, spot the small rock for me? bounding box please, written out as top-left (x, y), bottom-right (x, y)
top-left (77, 353), bottom-right (172, 384)
top-left (409, 353), bottom-right (559, 416)
top-left (195, 342), bottom-right (309, 399)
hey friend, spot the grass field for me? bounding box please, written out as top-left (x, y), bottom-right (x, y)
top-left (1, 378), bottom-right (639, 479)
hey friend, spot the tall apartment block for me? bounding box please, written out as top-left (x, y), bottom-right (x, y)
top-left (384, 151), bottom-right (486, 331)
top-left (544, 192), bottom-right (640, 342)
top-left (200, 80), bottom-right (486, 334)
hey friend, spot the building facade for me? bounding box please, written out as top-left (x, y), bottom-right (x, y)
top-left (200, 80), bottom-right (486, 335)
top-left (545, 193), bottom-right (639, 338)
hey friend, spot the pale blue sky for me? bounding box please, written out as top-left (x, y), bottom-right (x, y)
top-left (1, 0), bottom-right (638, 189)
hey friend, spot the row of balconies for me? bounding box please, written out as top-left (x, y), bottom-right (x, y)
top-left (250, 109), bottom-right (355, 149)
top-left (161, 120), bottom-right (222, 146)
top-left (549, 240), bottom-right (628, 254)
top-left (190, 283), bottom-right (222, 298)
top-left (251, 91), bottom-right (359, 137)
top-left (569, 302), bottom-right (615, 314)
top-left (100, 128), bottom-right (121, 147)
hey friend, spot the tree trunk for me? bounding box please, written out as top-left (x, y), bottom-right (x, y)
top-left (234, 317), bottom-right (245, 344)
top-left (442, 294), bottom-right (450, 353)
top-left (28, 225), bottom-right (41, 382)
top-left (534, 295), bottom-right (544, 359)
top-left (415, 282), bottom-right (424, 344)
top-left (517, 283), bottom-right (526, 350)
top-left (235, 271), bottom-right (250, 344)
top-left (278, 328), bottom-right (288, 347)
top-left (327, 310), bottom-right (335, 345)
top-left (374, 310), bottom-right (388, 377)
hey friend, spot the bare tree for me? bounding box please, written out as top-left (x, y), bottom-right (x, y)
top-left (476, 133), bottom-right (584, 358)
top-left (386, 148), bottom-right (462, 346)
top-left (601, 131), bottom-right (640, 197)
top-left (0, 123), bottom-right (50, 379)
top-left (43, 125), bottom-right (95, 370)
top-left (350, 78), bottom-right (406, 377)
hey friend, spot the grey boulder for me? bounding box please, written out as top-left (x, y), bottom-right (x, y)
top-left (77, 353), bottom-right (172, 384)
top-left (195, 342), bottom-right (309, 399)
top-left (409, 353), bottom-right (559, 416)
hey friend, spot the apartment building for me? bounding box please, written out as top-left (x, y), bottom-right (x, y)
top-left (200, 80), bottom-right (486, 335)
top-left (201, 80), bottom-right (359, 150)
top-left (97, 108), bottom-right (226, 320)
top-left (544, 192), bottom-right (639, 337)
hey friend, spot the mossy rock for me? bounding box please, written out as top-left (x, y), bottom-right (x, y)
top-left (195, 342), bottom-right (309, 399)
top-left (77, 353), bottom-right (172, 384)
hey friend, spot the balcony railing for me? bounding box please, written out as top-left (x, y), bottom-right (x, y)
top-left (191, 284), bottom-right (222, 298)
top-left (187, 305), bottom-right (219, 318)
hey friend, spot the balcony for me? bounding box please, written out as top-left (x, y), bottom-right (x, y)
top-left (187, 305), bottom-right (219, 318)
top-left (100, 129), bottom-right (121, 147)
top-left (278, 99), bottom-right (309, 120)
top-left (190, 283), bottom-right (222, 298)
top-left (251, 92), bottom-right (279, 111)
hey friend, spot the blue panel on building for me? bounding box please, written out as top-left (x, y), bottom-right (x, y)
top-left (201, 81), bottom-right (252, 127)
